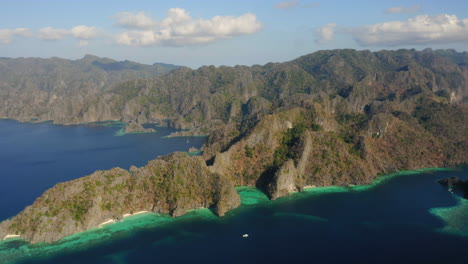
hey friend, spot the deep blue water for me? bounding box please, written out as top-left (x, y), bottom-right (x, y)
top-left (0, 119), bottom-right (467, 264)
top-left (0, 119), bottom-right (205, 221)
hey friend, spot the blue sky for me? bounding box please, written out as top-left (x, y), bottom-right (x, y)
top-left (1, 0), bottom-right (468, 68)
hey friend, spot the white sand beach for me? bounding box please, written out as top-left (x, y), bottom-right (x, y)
top-left (122, 210), bottom-right (149, 219)
top-left (3, 234), bottom-right (21, 240)
top-left (98, 219), bottom-right (116, 227)
top-left (132, 211), bottom-right (149, 215)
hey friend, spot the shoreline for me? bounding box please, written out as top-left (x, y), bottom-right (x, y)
top-left (2, 234), bottom-right (21, 241)
top-left (97, 211), bottom-right (151, 228)
top-left (114, 128), bottom-right (157, 137)
top-left (0, 118), bottom-right (210, 141)
top-left (0, 167), bottom-right (466, 263)
top-left (97, 219), bottom-right (116, 227)
top-left (0, 118), bottom-right (125, 126)
top-left (0, 167), bottom-right (462, 246)
top-left (161, 135), bottom-right (208, 139)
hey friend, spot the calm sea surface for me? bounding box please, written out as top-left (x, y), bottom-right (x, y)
top-left (0, 119), bottom-right (205, 221)
top-left (0, 119), bottom-right (467, 264)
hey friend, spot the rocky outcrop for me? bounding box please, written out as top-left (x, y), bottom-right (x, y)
top-left (209, 108), bottom-right (303, 186)
top-left (123, 120), bottom-right (155, 133)
top-left (0, 152), bottom-right (240, 244)
top-left (438, 177), bottom-right (468, 199)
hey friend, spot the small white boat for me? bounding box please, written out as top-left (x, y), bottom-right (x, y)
top-left (242, 234), bottom-right (249, 238)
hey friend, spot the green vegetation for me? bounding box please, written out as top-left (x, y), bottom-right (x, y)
top-left (245, 145), bottom-right (254, 158)
top-left (273, 123), bottom-right (307, 168)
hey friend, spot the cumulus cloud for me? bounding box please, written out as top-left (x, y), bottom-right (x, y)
top-left (38, 27), bottom-right (69, 40)
top-left (351, 14), bottom-right (468, 46)
top-left (0, 28), bottom-right (32, 44)
top-left (37, 25), bottom-right (99, 46)
top-left (71, 25), bottom-right (98, 40)
top-left (384, 5), bottom-right (422, 14)
top-left (315, 23), bottom-right (337, 43)
top-left (274, 1), bottom-right (299, 9)
top-left (115, 8), bottom-right (262, 46)
top-left (114, 11), bottom-right (154, 29)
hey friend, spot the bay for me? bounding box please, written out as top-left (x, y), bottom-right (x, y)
top-left (0, 119), bottom-right (205, 221)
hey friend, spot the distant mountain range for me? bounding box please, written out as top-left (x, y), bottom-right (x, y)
top-left (0, 54), bottom-right (178, 124)
top-left (0, 49), bottom-right (467, 244)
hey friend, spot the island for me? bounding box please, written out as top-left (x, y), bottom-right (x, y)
top-left (0, 49), bottom-right (467, 244)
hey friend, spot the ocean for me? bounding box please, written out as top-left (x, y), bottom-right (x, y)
top-left (0, 120), bottom-right (467, 264)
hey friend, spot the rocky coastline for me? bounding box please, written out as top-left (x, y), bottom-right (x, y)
top-left (0, 49), bottom-right (467, 244)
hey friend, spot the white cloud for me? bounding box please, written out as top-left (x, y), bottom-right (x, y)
top-left (71, 25), bottom-right (98, 40)
top-left (0, 28), bottom-right (32, 44)
top-left (38, 27), bottom-right (69, 40)
top-left (114, 11), bottom-right (154, 29)
top-left (385, 5), bottom-right (422, 14)
top-left (315, 23), bottom-right (336, 43)
top-left (351, 14), bottom-right (468, 46)
top-left (274, 1), bottom-right (299, 9)
top-left (37, 25), bottom-right (99, 46)
top-left (115, 8), bottom-right (262, 47)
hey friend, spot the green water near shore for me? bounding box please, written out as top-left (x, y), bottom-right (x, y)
top-left (1, 167), bottom-right (466, 263)
top-left (0, 210), bottom-right (217, 263)
top-left (236, 186), bottom-right (270, 205)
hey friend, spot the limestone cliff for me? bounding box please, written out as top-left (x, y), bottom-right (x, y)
top-left (1, 49), bottom-right (467, 244)
top-left (205, 98), bottom-right (467, 200)
top-left (2, 49), bottom-right (467, 133)
top-left (0, 152), bottom-right (240, 244)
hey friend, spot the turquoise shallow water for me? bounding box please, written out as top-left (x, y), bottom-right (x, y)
top-left (0, 120), bottom-right (467, 263)
top-left (1, 168), bottom-right (468, 263)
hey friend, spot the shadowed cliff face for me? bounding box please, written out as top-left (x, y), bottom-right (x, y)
top-left (0, 49), bottom-right (467, 244)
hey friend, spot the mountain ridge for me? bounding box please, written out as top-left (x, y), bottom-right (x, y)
top-left (0, 48), bottom-right (466, 244)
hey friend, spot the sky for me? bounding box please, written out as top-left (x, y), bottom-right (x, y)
top-left (1, 0), bottom-right (468, 68)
